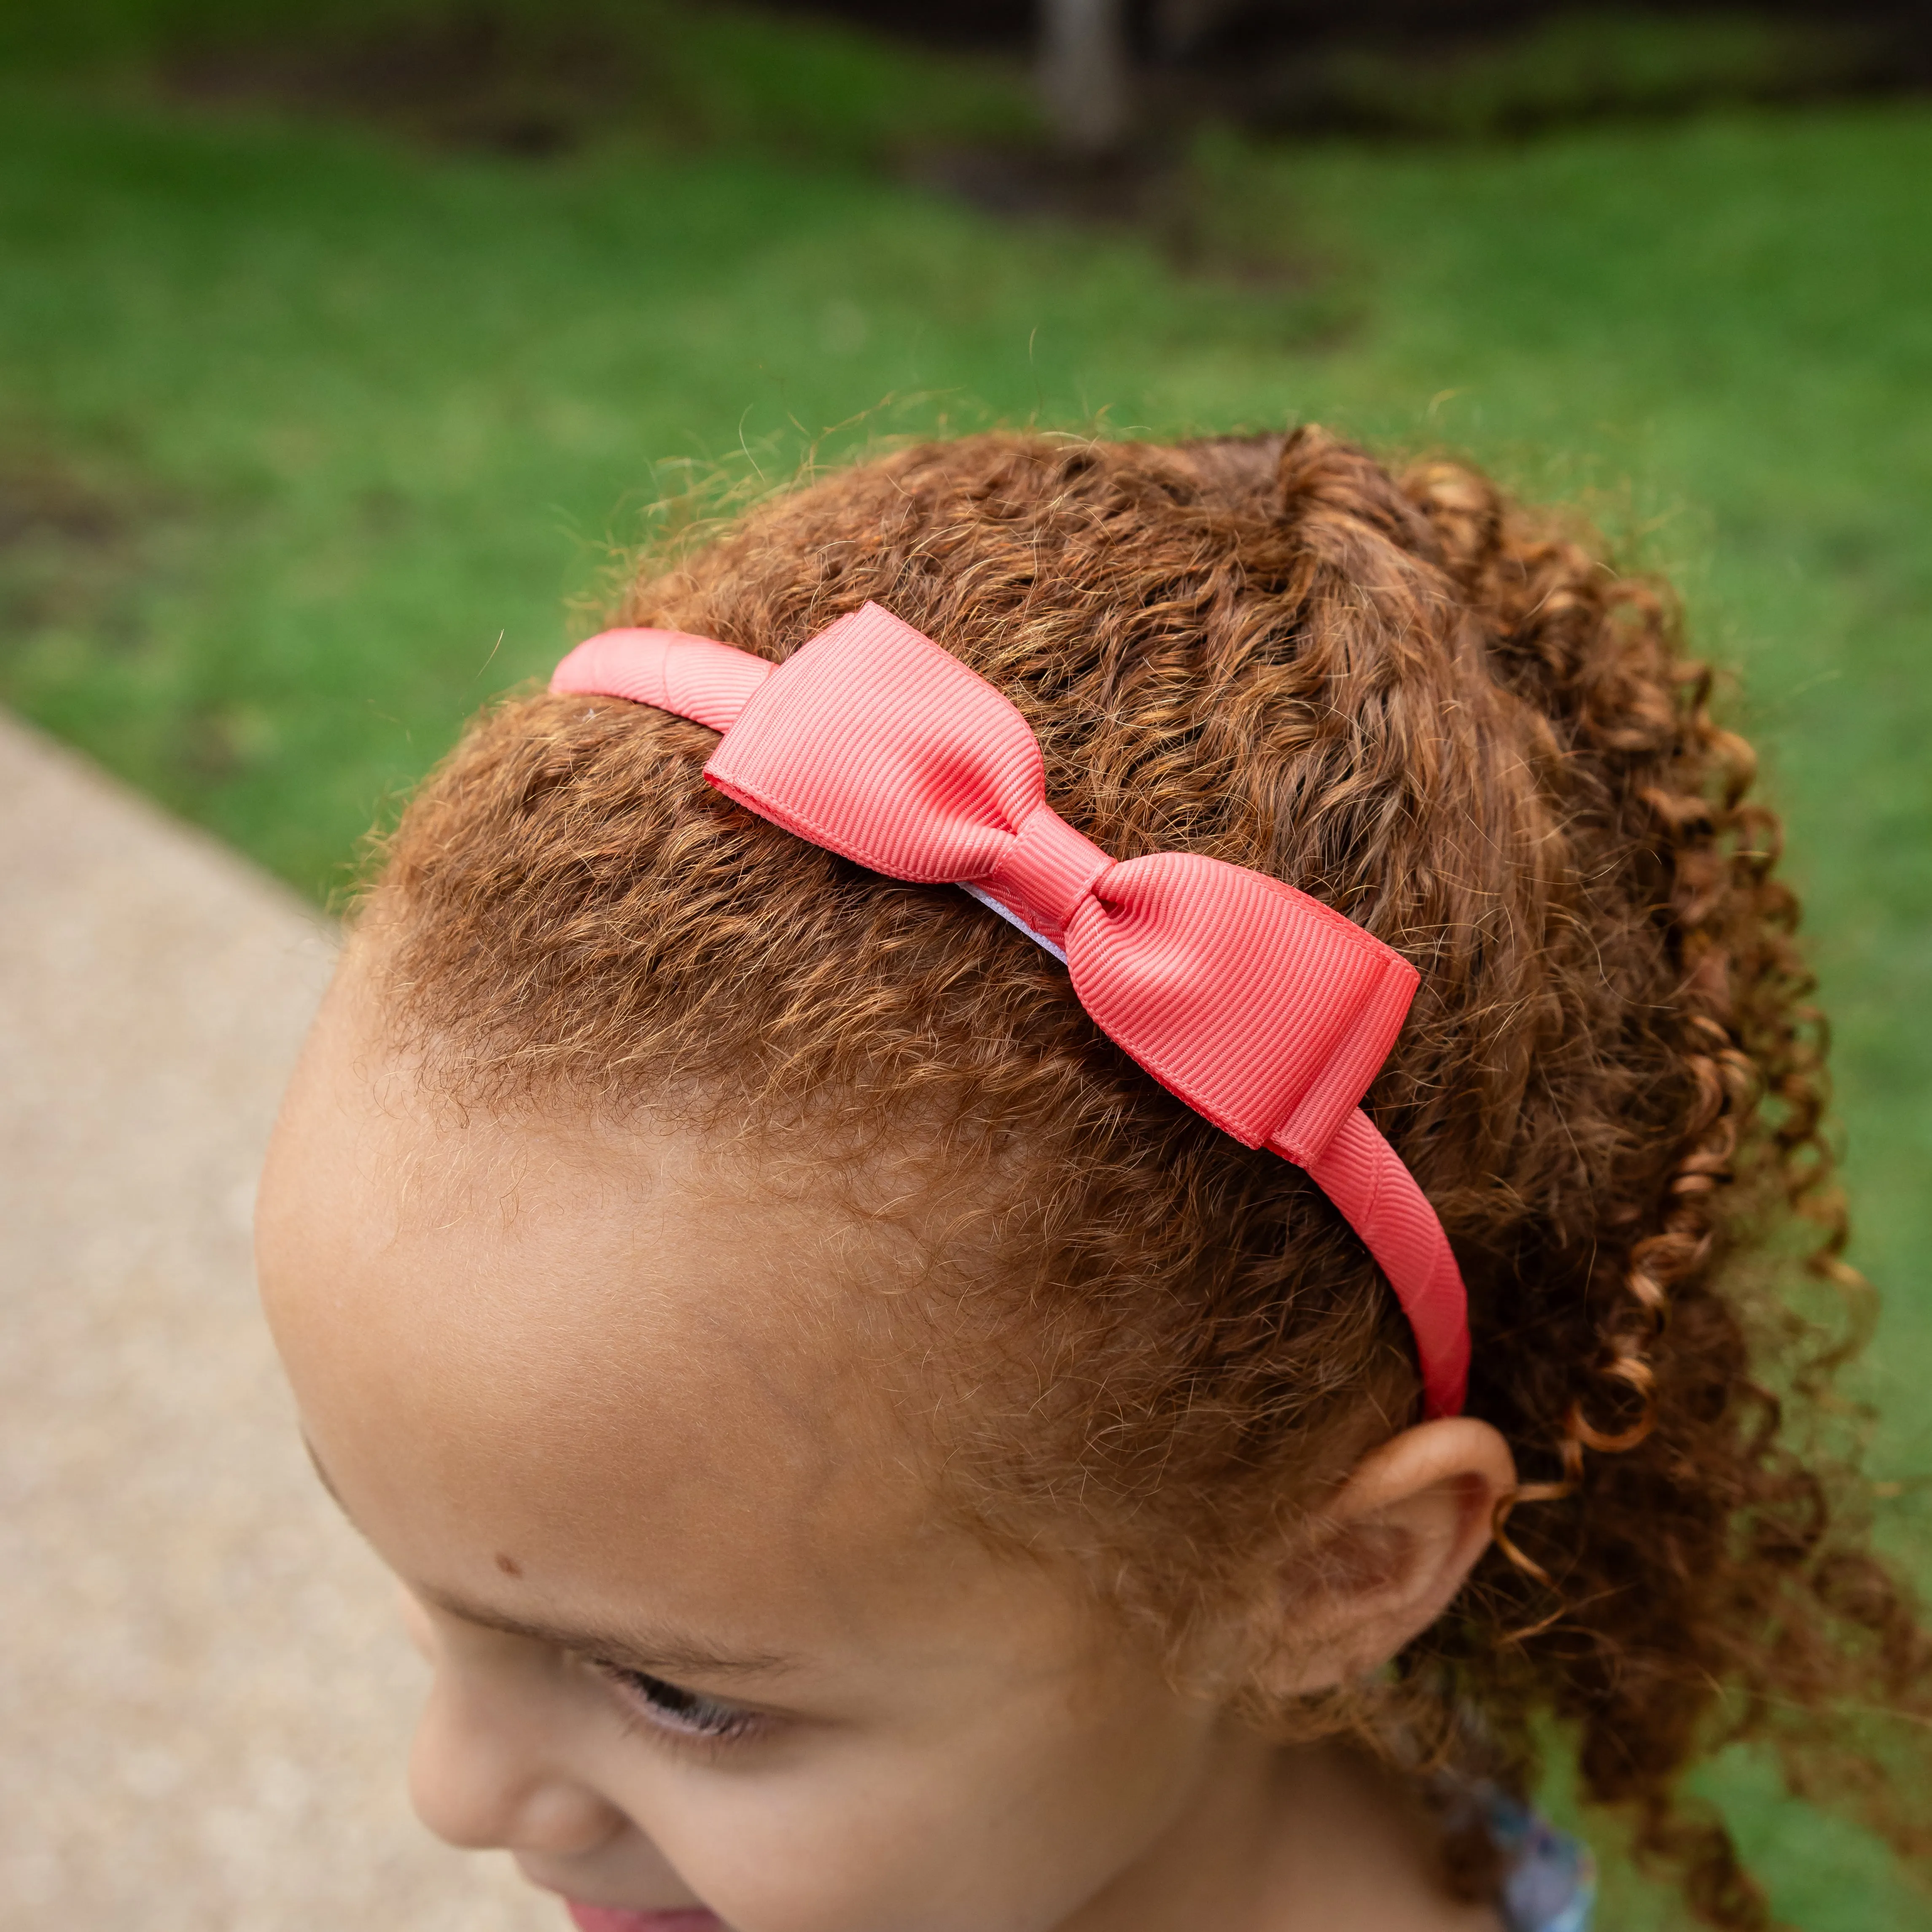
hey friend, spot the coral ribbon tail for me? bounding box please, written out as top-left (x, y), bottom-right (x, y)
top-left (552, 628), bottom-right (774, 732)
top-left (1298, 1109), bottom-right (1470, 1419)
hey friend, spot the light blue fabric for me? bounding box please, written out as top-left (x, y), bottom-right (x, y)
top-left (1485, 1791), bottom-right (1596, 1932)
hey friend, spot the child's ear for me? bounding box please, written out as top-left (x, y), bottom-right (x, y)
top-left (1248, 1418), bottom-right (1518, 1700)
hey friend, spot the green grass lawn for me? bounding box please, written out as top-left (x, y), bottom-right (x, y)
top-left (1, 21), bottom-right (1929, 1925)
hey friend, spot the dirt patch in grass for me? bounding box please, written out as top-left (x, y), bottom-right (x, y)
top-left (0, 448), bottom-right (143, 636)
top-left (0, 444), bottom-right (266, 793)
top-left (167, 5), bottom-right (638, 158)
top-left (159, 0), bottom-right (1035, 167)
top-left (0, 455), bottom-right (124, 551)
top-left (902, 140), bottom-right (1338, 299)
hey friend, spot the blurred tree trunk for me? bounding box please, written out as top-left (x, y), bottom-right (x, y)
top-left (1039, 0), bottom-right (1133, 157)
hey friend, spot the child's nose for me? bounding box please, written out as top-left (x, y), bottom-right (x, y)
top-left (407, 1661), bottom-right (626, 1857)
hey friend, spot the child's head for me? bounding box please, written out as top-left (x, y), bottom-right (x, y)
top-left (258, 427), bottom-right (1928, 1931)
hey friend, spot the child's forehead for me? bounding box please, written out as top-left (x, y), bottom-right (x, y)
top-left (261, 960), bottom-right (956, 1602)
top-left (288, 950), bottom-right (930, 1280)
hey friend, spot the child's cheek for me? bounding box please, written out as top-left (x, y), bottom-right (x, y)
top-left (622, 1726), bottom-right (1192, 1932)
top-left (598, 1763), bottom-right (988, 1932)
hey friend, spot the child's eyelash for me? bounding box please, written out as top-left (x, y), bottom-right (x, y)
top-left (594, 1663), bottom-right (764, 1745)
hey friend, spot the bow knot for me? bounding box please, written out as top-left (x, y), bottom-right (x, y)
top-left (982, 804), bottom-right (1113, 951)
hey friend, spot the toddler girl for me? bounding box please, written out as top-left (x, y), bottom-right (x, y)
top-left (256, 427), bottom-right (1930, 1932)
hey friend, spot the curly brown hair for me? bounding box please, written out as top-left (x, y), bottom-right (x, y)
top-left (367, 426), bottom-right (1930, 1929)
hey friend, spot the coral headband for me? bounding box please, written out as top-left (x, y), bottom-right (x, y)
top-left (553, 602), bottom-right (1470, 1417)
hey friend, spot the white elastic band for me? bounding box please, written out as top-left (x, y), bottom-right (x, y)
top-left (958, 882), bottom-right (1068, 964)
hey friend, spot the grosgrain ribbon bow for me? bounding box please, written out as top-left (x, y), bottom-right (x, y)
top-left (553, 601), bottom-right (1469, 1417)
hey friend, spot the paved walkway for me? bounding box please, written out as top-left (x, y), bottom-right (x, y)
top-left (0, 715), bottom-right (552, 1931)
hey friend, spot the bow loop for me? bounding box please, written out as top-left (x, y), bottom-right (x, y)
top-left (1067, 854), bottom-right (1418, 1161)
top-left (706, 603), bottom-right (1044, 885)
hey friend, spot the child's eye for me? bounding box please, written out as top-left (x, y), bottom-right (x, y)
top-left (594, 1664), bottom-right (764, 1745)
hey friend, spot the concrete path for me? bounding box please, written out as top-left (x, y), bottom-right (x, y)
top-left (0, 715), bottom-right (553, 1931)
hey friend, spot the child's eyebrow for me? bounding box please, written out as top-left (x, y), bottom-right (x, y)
top-left (414, 1583), bottom-right (799, 1681)
top-left (299, 1434), bottom-right (796, 1680)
